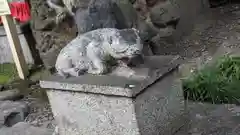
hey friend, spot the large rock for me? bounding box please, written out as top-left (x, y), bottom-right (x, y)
top-left (133, 0), bottom-right (149, 20)
top-left (0, 89), bottom-right (22, 101)
top-left (74, 0), bottom-right (138, 34)
top-left (136, 20), bottom-right (159, 41)
top-left (149, 26), bottom-right (177, 54)
top-left (30, 0), bottom-right (77, 69)
top-left (30, 0), bottom-right (139, 69)
top-left (74, 0), bottom-right (117, 34)
top-left (172, 0), bottom-right (210, 41)
top-left (0, 101), bottom-right (29, 127)
top-left (113, 0), bottom-right (138, 28)
top-left (150, 1), bottom-right (180, 28)
top-left (0, 122), bottom-right (53, 135)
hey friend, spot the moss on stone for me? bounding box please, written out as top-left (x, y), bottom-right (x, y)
top-left (0, 63), bottom-right (18, 84)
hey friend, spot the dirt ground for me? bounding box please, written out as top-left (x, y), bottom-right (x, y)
top-left (21, 3), bottom-right (240, 134)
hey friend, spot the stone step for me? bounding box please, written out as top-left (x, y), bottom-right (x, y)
top-left (0, 122), bottom-right (53, 135)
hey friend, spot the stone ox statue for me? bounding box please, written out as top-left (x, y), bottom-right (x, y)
top-left (55, 28), bottom-right (143, 77)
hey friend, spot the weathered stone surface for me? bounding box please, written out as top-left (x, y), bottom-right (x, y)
top-left (40, 46), bottom-right (61, 70)
top-left (113, 0), bottom-right (138, 28)
top-left (30, 0), bottom-right (139, 69)
top-left (142, 43), bottom-right (153, 56)
top-left (136, 20), bottom-right (159, 41)
top-left (74, 0), bottom-right (117, 34)
top-left (0, 122), bottom-right (53, 135)
top-left (41, 56), bottom-right (181, 97)
top-left (33, 18), bottom-right (55, 31)
top-left (40, 55), bottom-right (185, 135)
top-left (157, 25), bottom-right (176, 37)
top-left (150, 1), bottom-right (180, 28)
top-left (29, 0), bottom-right (211, 70)
top-left (30, 0), bottom-right (76, 69)
top-left (149, 26), bottom-right (176, 54)
top-left (74, 0), bottom-right (138, 34)
top-left (0, 101), bottom-right (29, 127)
top-left (173, 0), bottom-right (210, 41)
top-left (45, 70), bottom-right (185, 135)
top-left (0, 89), bottom-right (22, 101)
top-left (133, 0), bottom-right (149, 20)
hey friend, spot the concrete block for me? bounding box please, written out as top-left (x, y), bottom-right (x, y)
top-left (40, 56), bottom-right (186, 135)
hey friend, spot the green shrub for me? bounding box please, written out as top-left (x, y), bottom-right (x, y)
top-left (0, 63), bottom-right (17, 84)
top-left (183, 55), bottom-right (240, 104)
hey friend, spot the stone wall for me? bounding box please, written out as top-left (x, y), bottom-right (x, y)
top-left (133, 0), bottom-right (210, 54)
top-left (29, 0), bottom-right (77, 69)
top-left (29, 0), bottom-right (210, 69)
top-left (0, 25), bottom-right (34, 64)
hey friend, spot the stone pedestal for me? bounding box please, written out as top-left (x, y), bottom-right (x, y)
top-left (0, 25), bottom-right (34, 64)
top-left (40, 56), bottom-right (186, 135)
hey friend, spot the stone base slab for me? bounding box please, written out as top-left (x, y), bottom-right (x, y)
top-left (40, 55), bottom-right (186, 135)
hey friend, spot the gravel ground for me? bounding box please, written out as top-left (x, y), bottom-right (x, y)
top-left (160, 4), bottom-right (240, 60)
top-left (18, 3), bottom-right (240, 134)
top-left (21, 89), bottom-right (56, 130)
top-left (175, 102), bottom-right (240, 135)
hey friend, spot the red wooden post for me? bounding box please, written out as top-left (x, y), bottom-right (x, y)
top-left (0, 0), bottom-right (29, 79)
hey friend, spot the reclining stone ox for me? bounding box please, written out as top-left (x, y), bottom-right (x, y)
top-left (55, 28), bottom-right (143, 77)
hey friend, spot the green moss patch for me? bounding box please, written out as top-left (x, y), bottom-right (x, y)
top-left (183, 55), bottom-right (240, 104)
top-left (0, 63), bottom-right (18, 84)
